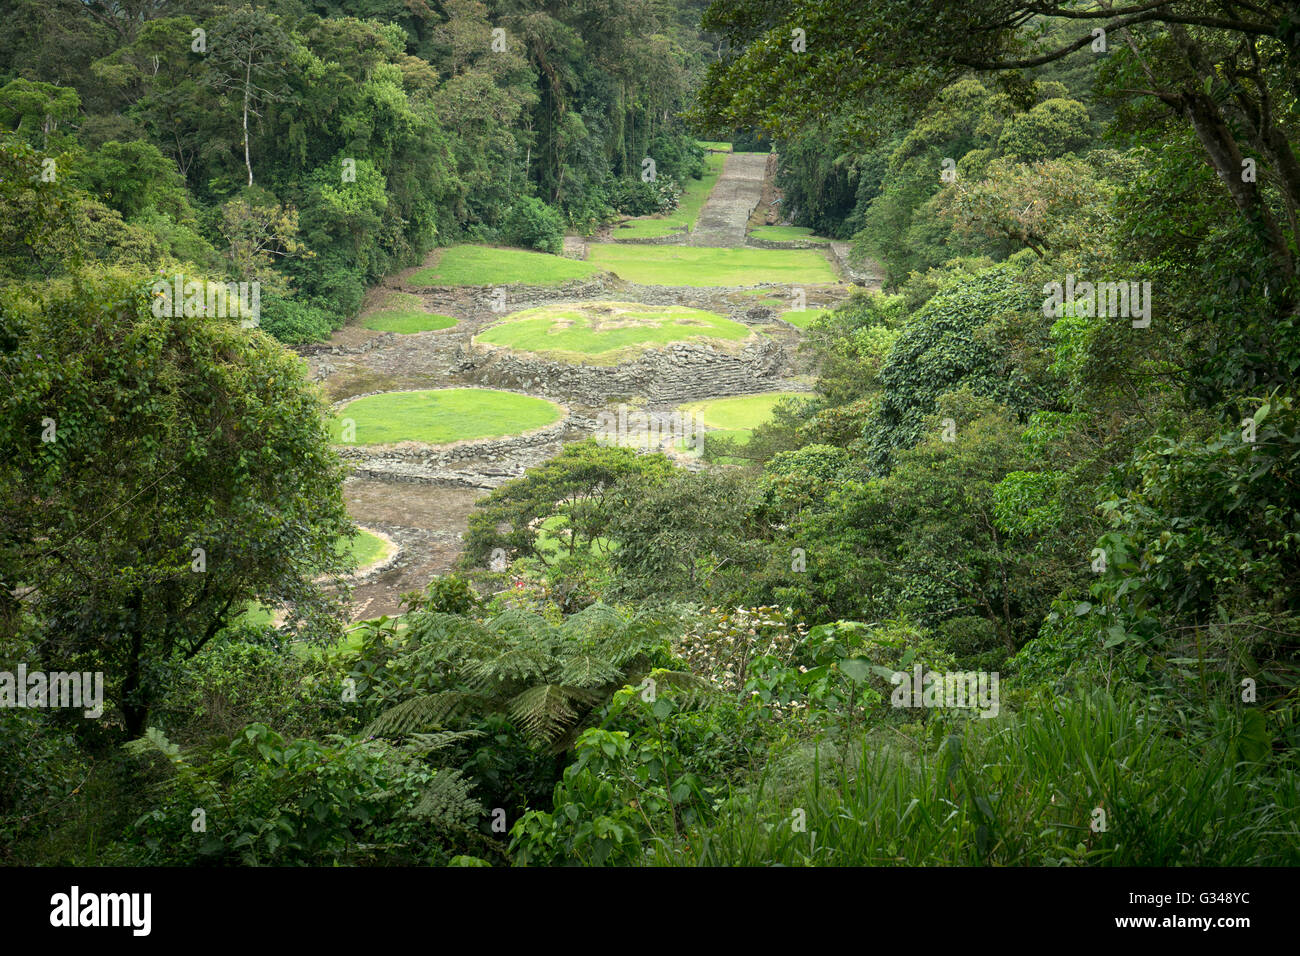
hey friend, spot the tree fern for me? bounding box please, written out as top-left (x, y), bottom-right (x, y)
top-left (508, 684), bottom-right (587, 743)
top-left (364, 691), bottom-right (491, 736)
top-left (365, 603), bottom-right (687, 749)
top-left (412, 768), bottom-right (482, 827)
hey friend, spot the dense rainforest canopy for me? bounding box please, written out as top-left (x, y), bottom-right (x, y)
top-left (1, 0), bottom-right (1297, 872)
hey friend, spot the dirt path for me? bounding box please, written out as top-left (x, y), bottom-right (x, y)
top-left (690, 152), bottom-right (768, 247)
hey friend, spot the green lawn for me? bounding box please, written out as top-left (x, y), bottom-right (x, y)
top-left (361, 293), bottom-right (457, 333)
top-left (615, 152), bottom-right (727, 239)
top-left (750, 225), bottom-right (830, 243)
top-left (474, 301), bottom-right (750, 364)
top-left (235, 602), bottom-right (276, 628)
top-left (696, 141), bottom-right (733, 153)
top-left (335, 528), bottom-right (391, 570)
top-left (678, 391), bottom-right (808, 444)
top-left (781, 307), bottom-right (832, 329)
top-left (586, 245), bottom-right (837, 287)
top-left (408, 245), bottom-right (602, 287)
top-left (331, 388), bottom-right (563, 445)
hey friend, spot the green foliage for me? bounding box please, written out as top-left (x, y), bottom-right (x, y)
top-left (151, 638), bottom-right (350, 745)
top-left (500, 196), bottom-right (566, 254)
top-left (656, 689), bottom-right (1300, 866)
top-left (125, 724), bottom-right (483, 865)
top-left (462, 440), bottom-right (676, 571)
top-left (0, 268), bottom-right (353, 737)
top-left (996, 98), bottom-right (1092, 161)
top-left (404, 574), bottom-right (483, 617)
top-left (606, 468), bottom-right (765, 604)
top-left (359, 603), bottom-right (692, 750)
top-left (606, 177), bottom-right (682, 217)
top-left (864, 262), bottom-right (1050, 471)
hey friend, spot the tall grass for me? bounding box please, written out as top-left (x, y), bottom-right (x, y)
top-left (652, 690), bottom-right (1299, 866)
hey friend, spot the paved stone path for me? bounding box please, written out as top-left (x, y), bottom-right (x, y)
top-left (689, 152), bottom-right (768, 246)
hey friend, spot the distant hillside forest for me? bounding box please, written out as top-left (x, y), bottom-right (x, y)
top-left (2, 0), bottom-right (1298, 869)
top-left (0, 0), bottom-right (713, 341)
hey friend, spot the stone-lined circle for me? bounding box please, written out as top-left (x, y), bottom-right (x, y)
top-left (472, 300), bottom-right (754, 365)
top-left (330, 387), bottom-right (564, 446)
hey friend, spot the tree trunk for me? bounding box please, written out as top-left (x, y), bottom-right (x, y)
top-left (120, 591), bottom-right (149, 738)
top-left (243, 53), bottom-right (254, 187)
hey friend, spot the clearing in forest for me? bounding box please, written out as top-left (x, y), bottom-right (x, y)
top-left (330, 388), bottom-right (563, 446)
top-left (409, 245), bottom-right (603, 286)
top-left (585, 244), bottom-right (837, 286)
top-left (474, 301), bottom-right (752, 364)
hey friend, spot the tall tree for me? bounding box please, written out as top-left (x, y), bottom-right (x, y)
top-left (206, 5), bottom-right (294, 187)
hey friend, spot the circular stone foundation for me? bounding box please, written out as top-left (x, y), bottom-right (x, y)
top-left (330, 388), bottom-right (564, 446)
top-left (678, 391), bottom-right (810, 443)
top-left (473, 300), bottom-right (754, 365)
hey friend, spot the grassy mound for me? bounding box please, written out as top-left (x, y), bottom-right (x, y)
top-left (678, 391), bottom-right (808, 445)
top-left (615, 152), bottom-right (727, 239)
top-left (331, 388), bottom-right (563, 445)
top-left (751, 225), bottom-right (830, 243)
top-left (474, 301), bottom-right (751, 364)
top-left (360, 292), bottom-right (457, 333)
top-left (409, 245), bottom-right (602, 287)
top-left (586, 245), bottom-right (837, 287)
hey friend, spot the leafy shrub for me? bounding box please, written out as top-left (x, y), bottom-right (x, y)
top-left (404, 574), bottom-right (481, 616)
top-left (500, 197), bottom-right (565, 254)
top-left (126, 724), bottom-right (485, 865)
top-left (151, 638), bottom-right (348, 744)
top-left (607, 177), bottom-right (681, 217)
top-left (256, 290), bottom-right (334, 343)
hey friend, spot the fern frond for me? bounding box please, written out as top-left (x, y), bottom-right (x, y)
top-left (405, 729), bottom-right (485, 755)
top-left (488, 609), bottom-right (556, 644)
top-left (413, 768), bottom-right (483, 827)
top-left (406, 612), bottom-right (510, 659)
top-left (558, 602), bottom-right (626, 644)
top-left (558, 651), bottom-right (625, 688)
top-left (364, 691), bottom-right (491, 737)
top-left (123, 726), bottom-right (182, 761)
top-left (464, 645), bottom-right (556, 690)
top-left (507, 684), bottom-right (597, 743)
